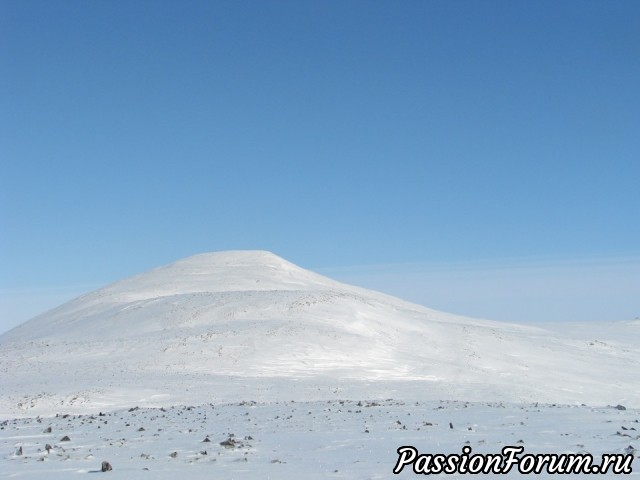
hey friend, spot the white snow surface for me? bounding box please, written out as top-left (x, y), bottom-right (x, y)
top-left (1, 251), bottom-right (639, 478)
top-left (2, 400), bottom-right (639, 479)
top-left (1, 250), bottom-right (638, 418)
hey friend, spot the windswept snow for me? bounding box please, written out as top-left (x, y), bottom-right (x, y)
top-left (1, 251), bottom-right (639, 478)
top-left (1, 251), bottom-right (638, 418)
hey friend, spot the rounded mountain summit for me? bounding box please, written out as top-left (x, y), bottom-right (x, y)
top-left (1, 251), bottom-right (638, 416)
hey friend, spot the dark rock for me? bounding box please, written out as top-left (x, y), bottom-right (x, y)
top-left (101, 461), bottom-right (112, 472)
top-left (220, 437), bottom-right (238, 448)
top-left (60, 435), bottom-right (71, 442)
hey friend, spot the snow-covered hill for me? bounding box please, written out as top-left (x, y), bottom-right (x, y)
top-left (1, 251), bottom-right (638, 417)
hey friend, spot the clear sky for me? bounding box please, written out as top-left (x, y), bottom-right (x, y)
top-left (1, 0), bottom-right (638, 333)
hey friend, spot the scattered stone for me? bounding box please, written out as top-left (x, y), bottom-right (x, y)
top-left (137, 427), bottom-right (145, 432)
top-left (60, 435), bottom-right (71, 442)
top-left (220, 437), bottom-right (237, 448)
top-left (45, 444), bottom-right (52, 453)
top-left (203, 436), bottom-right (211, 442)
top-left (16, 446), bottom-right (23, 456)
top-left (615, 405), bottom-right (627, 411)
top-left (169, 451), bottom-right (178, 458)
top-left (101, 461), bottom-right (112, 472)
top-left (449, 422), bottom-right (454, 429)
top-left (43, 426), bottom-right (52, 433)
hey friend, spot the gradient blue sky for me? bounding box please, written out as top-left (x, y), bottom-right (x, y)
top-left (1, 0), bottom-right (639, 332)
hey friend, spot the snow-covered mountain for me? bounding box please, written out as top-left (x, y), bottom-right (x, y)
top-left (1, 251), bottom-right (638, 417)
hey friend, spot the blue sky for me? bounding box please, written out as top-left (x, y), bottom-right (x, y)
top-left (1, 0), bottom-right (638, 332)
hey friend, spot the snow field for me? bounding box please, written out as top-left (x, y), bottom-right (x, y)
top-left (2, 400), bottom-right (639, 479)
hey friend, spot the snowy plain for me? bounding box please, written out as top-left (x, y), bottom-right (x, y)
top-left (1, 251), bottom-right (638, 478)
top-left (3, 400), bottom-right (639, 479)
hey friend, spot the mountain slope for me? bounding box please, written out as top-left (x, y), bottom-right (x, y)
top-left (1, 251), bottom-right (638, 416)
